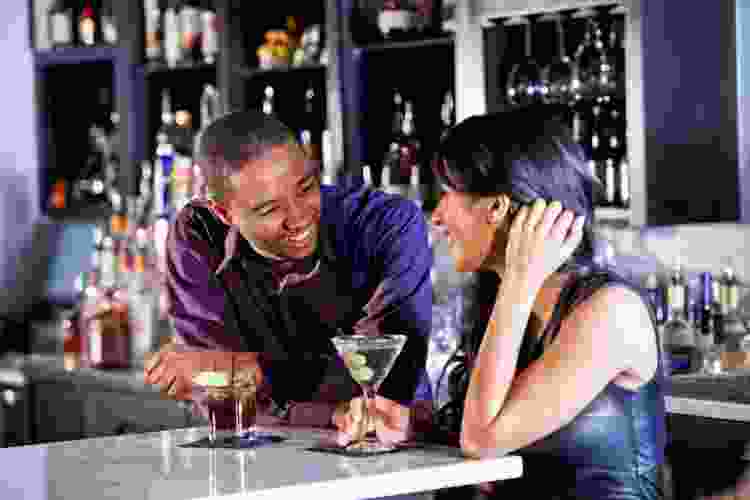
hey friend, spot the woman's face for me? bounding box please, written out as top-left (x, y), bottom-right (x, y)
top-left (431, 189), bottom-right (509, 274)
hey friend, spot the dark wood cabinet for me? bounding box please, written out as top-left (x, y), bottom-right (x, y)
top-left (33, 381), bottom-right (83, 444)
top-left (666, 413), bottom-right (750, 498)
top-left (82, 390), bottom-right (189, 438)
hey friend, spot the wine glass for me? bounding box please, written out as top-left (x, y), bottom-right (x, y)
top-left (331, 334), bottom-right (407, 454)
top-left (539, 13), bottom-right (577, 105)
top-left (573, 9), bottom-right (615, 99)
top-left (504, 16), bottom-right (543, 107)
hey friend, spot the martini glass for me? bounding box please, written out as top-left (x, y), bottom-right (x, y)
top-left (331, 334), bottom-right (407, 454)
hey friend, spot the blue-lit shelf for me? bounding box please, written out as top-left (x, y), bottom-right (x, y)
top-left (34, 46), bottom-right (125, 68)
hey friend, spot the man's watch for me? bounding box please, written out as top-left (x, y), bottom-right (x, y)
top-left (267, 398), bottom-right (293, 421)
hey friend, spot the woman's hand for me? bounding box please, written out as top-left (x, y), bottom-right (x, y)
top-left (332, 396), bottom-right (411, 447)
top-left (504, 199), bottom-right (585, 291)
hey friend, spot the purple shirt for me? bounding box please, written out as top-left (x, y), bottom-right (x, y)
top-left (165, 183), bottom-right (433, 410)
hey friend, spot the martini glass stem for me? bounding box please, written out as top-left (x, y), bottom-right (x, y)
top-left (359, 384), bottom-right (375, 444)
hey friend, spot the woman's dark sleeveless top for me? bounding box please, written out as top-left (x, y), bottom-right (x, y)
top-left (490, 270), bottom-right (667, 500)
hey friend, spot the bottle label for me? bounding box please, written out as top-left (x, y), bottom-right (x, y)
top-left (145, 9), bottom-right (162, 60)
top-left (102, 17), bottom-right (117, 45)
top-left (51, 13), bottom-right (73, 45)
top-left (180, 7), bottom-right (200, 51)
top-left (171, 155), bottom-right (194, 213)
top-left (164, 10), bottom-right (181, 67)
top-left (79, 17), bottom-right (95, 46)
top-left (201, 11), bottom-right (219, 63)
top-left (668, 285), bottom-right (685, 312)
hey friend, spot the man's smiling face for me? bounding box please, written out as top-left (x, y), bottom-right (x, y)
top-left (227, 144), bottom-right (321, 260)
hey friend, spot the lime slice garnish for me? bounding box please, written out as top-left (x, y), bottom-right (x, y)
top-left (192, 371), bottom-right (230, 387)
top-left (352, 366), bottom-right (374, 383)
top-left (348, 353), bottom-right (367, 368)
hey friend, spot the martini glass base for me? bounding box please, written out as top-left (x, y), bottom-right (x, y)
top-left (345, 438), bottom-right (398, 454)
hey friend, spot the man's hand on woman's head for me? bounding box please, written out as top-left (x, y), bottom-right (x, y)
top-left (143, 343), bottom-right (263, 401)
top-left (331, 395), bottom-right (411, 447)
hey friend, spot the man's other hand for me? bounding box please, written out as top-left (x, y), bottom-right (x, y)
top-left (143, 343), bottom-right (262, 400)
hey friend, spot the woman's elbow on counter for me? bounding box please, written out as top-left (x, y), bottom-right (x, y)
top-left (460, 427), bottom-right (507, 460)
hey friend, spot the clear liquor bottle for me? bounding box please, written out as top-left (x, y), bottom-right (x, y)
top-left (299, 83), bottom-right (322, 163)
top-left (262, 86), bottom-right (275, 115)
top-left (47, 0), bottom-right (73, 49)
top-left (144, 0), bottom-right (163, 63)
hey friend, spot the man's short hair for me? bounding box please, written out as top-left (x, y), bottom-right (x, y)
top-left (195, 110), bottom-right (297, 176)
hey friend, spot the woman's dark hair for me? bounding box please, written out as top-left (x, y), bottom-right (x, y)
top-left (433, 103), bottom-right (600, 270)
top-left (431, 105), bottom-right (603, 437)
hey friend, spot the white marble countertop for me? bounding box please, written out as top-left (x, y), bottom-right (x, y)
top-left (0, 426), bottom-right (522, 500)
top-left (665, 395), bottom-right (750, 422)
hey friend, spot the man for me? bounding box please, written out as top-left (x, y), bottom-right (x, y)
top-left (144, 110), bottom-right (432, 443)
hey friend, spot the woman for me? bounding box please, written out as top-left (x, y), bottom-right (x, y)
top-left (430, 105), bottom-right (666, 499)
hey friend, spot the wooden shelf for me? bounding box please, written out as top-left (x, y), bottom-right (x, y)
top-left (355, 35), bottom-right (454, 54)
top-left (34, 47), bottom-right (123, 67)
top-left (235, 63), bottom-right (327, 79)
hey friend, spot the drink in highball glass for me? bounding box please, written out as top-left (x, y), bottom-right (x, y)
top-left (192, 369), bottom-right (258, 445)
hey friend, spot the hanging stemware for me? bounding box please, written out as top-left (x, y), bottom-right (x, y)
top-left (504, 16), bottom-right (543, 108)
top-left (538, 12), bottom-right (577, 106)
top-left (572, 8), bottom-right (614, 99)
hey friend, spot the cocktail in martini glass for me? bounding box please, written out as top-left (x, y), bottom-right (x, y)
top-left (331, 334), bottom-right (407, 454)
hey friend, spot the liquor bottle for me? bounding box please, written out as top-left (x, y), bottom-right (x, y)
top-left (78, 0), bottom-right (97, 47)
top-left (696, 272), bottom-right (716, 353)
top-left (144, 0), bottom-right (162, 63)
top-left (667, 263), bottom-right (689, 319)
top-left (299, 83), bottom-right (322, 162)
top-left (598, 95), bottom-right (618, 207)
top-left (661, 263), bottom-right (696, 375)
top-left (78, 226), bottom-right (104, 368)
top-left (719, 265), bottom-right (741, 317)
top-left (163, 0), bottom-right (182, 68)
top-left (586, 99), bottom-right (603, 186)
top-left (400, 101), bottom-right (423, 208)
top-left (171, 111), bottom-right (195, 214)
top-left (178, 0), bottom-right (200, 64)
top-left (129, 227), bottom-right (159, 365)
top-left (47, 0), bottom-right (73, 49)
top-left (644, 273), bottom-right (666, 326)
top-left (381, 91), bottom-right (406, 197)
top-left (362, 165), bottom-right (374, 187)
top-left (718, 265), bottom-right (749, 362)
top-left (154, 90), bottom-right (176, 218)
top-left (100, 0), bottom-right (117, 45)
top-left (201, 5), bottom-right (218, 64)
top-left (262, 85), bottom-right (275, 115)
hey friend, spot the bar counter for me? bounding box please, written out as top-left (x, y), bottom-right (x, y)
top-left (7, 353), bottom-right (750, 422)
top-left (0, 425), bottom-right (523, 500)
